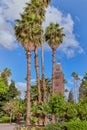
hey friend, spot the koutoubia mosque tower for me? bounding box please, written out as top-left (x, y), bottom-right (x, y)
top-left (54, 61), bottom-right (64, 95)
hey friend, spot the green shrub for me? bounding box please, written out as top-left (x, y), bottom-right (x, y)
top-left (44, 120), bottom-right (87, 130)
top-left (44, 122), bottom-right (66, 130)
top-left (30, 116), bottom-right (38, 124)
top-left (1, 116), bottom-right (10, 123)
top-left (15, 126), bottom-right (29, 130)
top-left (66, 120), bottom-right (87, 130)
top-left (34, 127), bottom-right (44, 130)
top-left (15, 126), bottom-right (44, 130)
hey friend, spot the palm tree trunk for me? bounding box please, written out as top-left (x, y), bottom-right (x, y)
top-left (10, 112), bottom-right (12, 124)
top-left (52, 49), bottom-right (56, 94)
top-left (34, 48), bottom-right (41, 103)
top-left (41, 40), bottom-right (46, 103)
top-left (34, 48), bottom-right (42, 125)
top-left (26, 51), bottom-right (31, 125)
top-left (52, 49), bottom-right (56, 123)
top-left (73, 77), bottom-right (76, 103)
top-left (41, 36), bottom-right (48, 125)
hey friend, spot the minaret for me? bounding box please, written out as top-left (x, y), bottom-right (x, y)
top-left (54, 61), bottom-right (64, 95)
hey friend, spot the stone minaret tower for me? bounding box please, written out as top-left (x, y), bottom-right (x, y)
top-left (54, 62), bottom-right (64, 95)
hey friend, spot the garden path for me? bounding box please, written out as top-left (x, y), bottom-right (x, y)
top-left (0, 123), bottom-right (16, 130)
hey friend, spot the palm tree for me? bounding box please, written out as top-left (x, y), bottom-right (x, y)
top-left (40, 0), bottom-right (51, 105)
top-left (40, 0), bottom-right (51, 124)
top-left (45, 23), bottom-right (65, 123)
top-left (71, 72), bottom-right (79, 103)
top-left (25, 0), bottom-right (46, 125)
top-left (45, 23), bottom-right (65, 94)
top-left (14, 0), bottom-right (46, 124)
top-left (24, 1), bottom-right (42, 103)
top-left (29, 0), bottom-right (51, 104)
top-left (32, 6), bottom-right (46, 123)
top-left (14, 5), bottom-right (35, 124)
top-left (31, 0), bottom-right (51, 104)
top-left (33, 3), bottom-right (44, 103)
top-left (30, 0), bottom-right (45, 103)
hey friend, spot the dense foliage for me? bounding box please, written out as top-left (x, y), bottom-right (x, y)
top-left (44, 121), bottom-right (87, 130)
top-left (0, 68), bottom-right (23, 122)
top-left (15, 120), bottom-right (87, 130)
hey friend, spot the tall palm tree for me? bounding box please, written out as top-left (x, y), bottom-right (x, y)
top-left (72, 72), bottom-right (79, 103)
top-left (40, 0), bottom-right (51, 124)
top-left (23, 0), bottom-right (42, 103)
top-left (32, 1), bottom-right (45, 103)
top-left (33, 25), bottom-right (43, 103)
top-left (45, 23), bottom-right (65, 94)
top-left (14, 0), bottom-right (46, 124)
top-left (14, 5), bottom-right (35, 124)
top-left (28, 0), bottom-right (46, 103)
top-left (31, 1), bottom-right (48, 124)
top-left (40, 0), bottom-right (51, 105)
top-left (28, 0), bottom-right (51, 103)
top-left (31, 0), bottom-right (51, 104)
top-left (45, 23), bottom-right (65, 123)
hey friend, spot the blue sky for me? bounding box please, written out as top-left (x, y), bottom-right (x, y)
top-left (0, 0), bottom-right (87, 97)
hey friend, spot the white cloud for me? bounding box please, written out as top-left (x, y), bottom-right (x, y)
top-left (43, 6), bottom-right (84, 58)
top-left (0, 1), bottom-right (83, 57)
top-left (0, 0), bottom-right (30, 50)
top-left (0, 30), bottom-right (17, 49)
top-left (3, 0), bottom-right (31, 20)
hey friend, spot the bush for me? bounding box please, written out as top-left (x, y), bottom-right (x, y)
top-left (44, 122), bottom-right (66, 130)
top-left (30, 116), bottom-right (38, 124)
top-left (44, 120), bottom-right (87, 130)
top-left (1, 116), bottom-right (10, 123)
top-left (15, 126), bottom-right (29, 130)
top-left (31, 127), bottom-right (44, 130)
top-left (66, 120), bottom-right (87, 130)
top-left (15, 126), bottom-right (44, 130)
